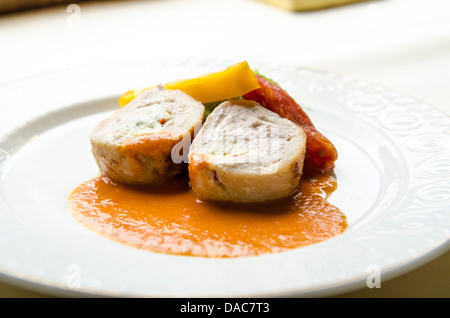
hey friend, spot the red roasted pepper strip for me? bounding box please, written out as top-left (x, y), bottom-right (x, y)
top-left (244, 74), bottom-right (338, 173)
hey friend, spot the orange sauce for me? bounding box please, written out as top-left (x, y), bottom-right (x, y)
top-left (67, 171), bottom-right (347, 258)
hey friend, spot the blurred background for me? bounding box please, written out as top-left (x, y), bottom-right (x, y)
top-left (0, 0), bottom-right (449, 115)
top-left (0, 0), bottom-right (449, 297)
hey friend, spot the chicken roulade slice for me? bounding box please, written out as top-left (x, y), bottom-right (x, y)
top-left (188, 99), bottom-right (306, 202)
top-left (90, 86), bottom-right (204, 184)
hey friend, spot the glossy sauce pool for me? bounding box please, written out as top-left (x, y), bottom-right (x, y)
top-left (67, 171), bottom-right (347, 258)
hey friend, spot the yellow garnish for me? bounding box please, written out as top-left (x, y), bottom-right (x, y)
top-left (118, 61), bottom-right (260, 106)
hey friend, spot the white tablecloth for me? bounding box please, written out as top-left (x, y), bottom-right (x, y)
top-left (0, 0), bottom-right (449, 298)
top-left (1, 0), bottom-right (449, 115)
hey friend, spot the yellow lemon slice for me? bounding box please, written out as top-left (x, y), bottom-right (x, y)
top-left (118, 61), bottom-right (260, 106)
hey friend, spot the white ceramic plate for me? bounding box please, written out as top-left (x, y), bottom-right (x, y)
top-left (0, 58), bottom-right (449, 297)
